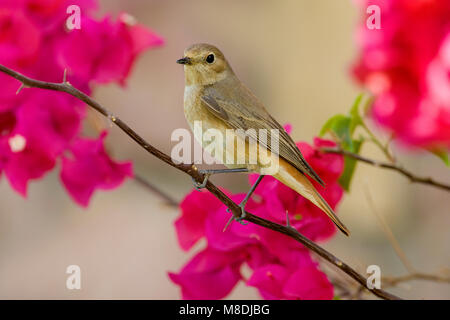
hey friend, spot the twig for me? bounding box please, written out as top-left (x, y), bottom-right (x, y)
top-left (360, 121), bottom-right (396, 163)
top-left (351, 286), bottom-right (366, 300)
top-left (0, 63), bottom-right (401, 300)
top-left (330, 277), bottom-right (353, 299)
top-left (383, 272), bottom-right (450, 288)
top-left (322, 147), bottom-right (450, 192)
top-left (134, 174), bottom-right (178, 207)
top-left (362, 182), bottom-right (416, 273)
top-left (330, 265), bottom-right (450, 299)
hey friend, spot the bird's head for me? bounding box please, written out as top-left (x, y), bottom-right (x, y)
top-left (177, 43), bottom-right (233, 86)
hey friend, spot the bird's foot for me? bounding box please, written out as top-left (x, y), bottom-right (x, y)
top-left (192, 168), bottom-right (248, 191)
top-left (223, 202), bottom-right (249, 231)
top-left (192, 170), bottom-right (211, 191)
top-left (235, 201), bottom-right (249, 224)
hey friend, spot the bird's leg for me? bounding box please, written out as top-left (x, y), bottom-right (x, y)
top-left (192, 167), bottom-right (249, 190)
top-left (238, 174), bottom-right (265, 218)
top-left (224, 175), bottom-right (265, 231)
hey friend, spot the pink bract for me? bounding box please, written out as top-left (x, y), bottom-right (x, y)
top-left (171, 136), bottom-right (344, 300)
top-left (353, 0), bottom-right (450, 149)
top-left (0, 0), bottom-right (163, 204)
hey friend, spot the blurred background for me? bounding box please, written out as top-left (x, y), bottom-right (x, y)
top-left (0, 0), bottom-right (448, 299)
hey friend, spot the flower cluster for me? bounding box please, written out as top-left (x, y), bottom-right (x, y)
top-left (169, 136), bottom-right (344, 300)
top-left (352, 0), bottom-right (450, 149)
top-left (0, 0), bottom-right (163, 205)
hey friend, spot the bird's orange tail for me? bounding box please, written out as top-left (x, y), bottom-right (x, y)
top-left (274, 159), bottom-right (350, 236)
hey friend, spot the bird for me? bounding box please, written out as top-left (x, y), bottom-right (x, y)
top-left (177, 43), bottom-right (350, 236)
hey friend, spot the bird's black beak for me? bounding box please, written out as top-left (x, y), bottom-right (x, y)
top-left (176, 57), bottom-right (191, 65)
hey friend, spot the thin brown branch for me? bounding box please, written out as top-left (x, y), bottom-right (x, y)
top-left (134, 174), bottom-right (178, 207)
top-left (322, 147), bottom-right (450, 192)
top-left (362, 182), bottom-right (416, 273)
top-left (383, 272), bottom-right (450, 288)
top-left (330, 266), bottom-right (450, 299)
top-left (0, 63), bottom-right (401, 300)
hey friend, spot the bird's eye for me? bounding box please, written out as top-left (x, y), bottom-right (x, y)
top-left (206, 54), bottom-right (215, 64)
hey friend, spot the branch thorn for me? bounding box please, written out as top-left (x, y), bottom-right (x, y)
top-left (16, 82), bottom-right (30, 95)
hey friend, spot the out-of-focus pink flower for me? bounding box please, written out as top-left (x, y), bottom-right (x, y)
top-left (0, 8), bottom-right (41, 68)
top-left (168, 248), bottom-right (244, 300)
top-left (60, 131), bottom-right (133, 207)
top-left (353, 0), bottom-right (450, 149)
top-left (1, 90), bottom-right (83, 195)
top-left (57, 13), bottom-right (164, 85)
top-left (14, 91), bottom-right (83, 158)
top-left (2, 135), bottom-right (55, 195)
top-left (175, 189), bottom-right (225, 251)
top-left (248, 262), bottom-right (333, 300)
top-left (0, 0), bottom-right (163, 204)
top-left (170, 136), bottom-right (343, 300)
top-left (0, 0), bottom-right (97, 32)
top-left (282, 266), bottom-right (334, 300)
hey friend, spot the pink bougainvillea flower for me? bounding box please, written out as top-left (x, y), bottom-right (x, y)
top-left (0, 8), bottom-right (41, 68)
top-left (168, 248), bottom-right (244, 300)
top-left (247, 262), bottom-right (333, 300)
top-left (174, 189), bottom-right (224, 251)
top-left (205, 193), bottom-right (264, 251)
top-left (0, 74), bottom-right (25, 111)
top-left (57, 13), bottom-right (164, 85)
top-left (60, 131), bottom-right (133, 207)
top-left (171, 136), bottom-right (343, 300)
top-left (175, 189), bottom-right (264, 253)
top-left (1, 90), bottom-right (83, 195)
top-left (2, 135), bottom-right (55, 195)
top-left (14, 91), bottom-right (84, 158)
top-left (282, 266), bottom-right (334, 300)
top-left (0, 0), bottom-right (97, 33)
top-left (247, 264), bottom-right (290, 300)
top-left (352, 0), bottom-right (450, 149)
top-left (0, 1), bottom-right (162, 204)
top-left (301, 138), bottom-right (344, 182)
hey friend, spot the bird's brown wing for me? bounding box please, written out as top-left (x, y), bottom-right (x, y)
top-left (202, 80), bottom-right (325, 186)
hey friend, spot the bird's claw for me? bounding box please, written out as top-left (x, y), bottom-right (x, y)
top-left (192, 172), bottom-right (210, 191)
top-left (236, 202), bottom-right (248, 225)
top-left (224, 202), bottom-right (248, 232)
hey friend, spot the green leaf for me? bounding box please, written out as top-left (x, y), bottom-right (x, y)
top-left (319, 114), bottom-right (354, 151)
top-left (429, 148), bottom-right (450, 166)
top-left (362, 95), bottom-right (375, 116)
top-left (320, 94), bottom-right (372, 191)
top-left (349, 94), bottom-right (364, 134)
top-left (320, 114), bottom-right (345, 137)
top-left (320, 94), bottom-right (367, 151)
top-left (338, 139), bottom-right (363, 191)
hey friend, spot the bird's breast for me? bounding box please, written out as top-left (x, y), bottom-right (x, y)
top-left (183, 85), bottom-right (230, 161)
top-left (183, 85), bottom-right (221, 130)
